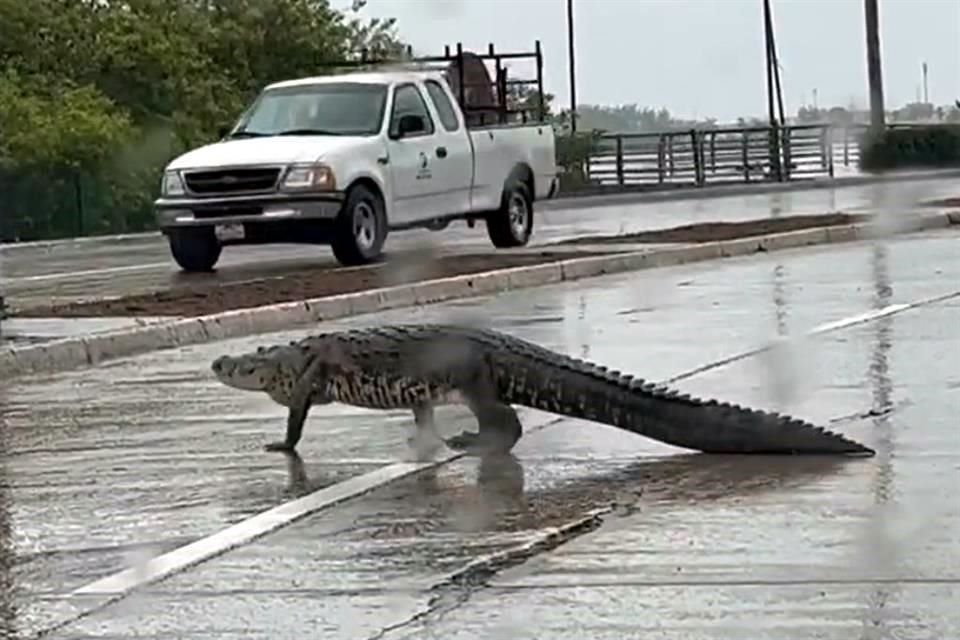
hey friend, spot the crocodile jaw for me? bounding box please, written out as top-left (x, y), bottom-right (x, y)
top-left (211, 354), bottom-right (280, 392)
top-left (212, 343), bottom-right (314, 395)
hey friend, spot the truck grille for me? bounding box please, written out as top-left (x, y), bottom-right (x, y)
top-left (183, 167), bottom-right (281, 195)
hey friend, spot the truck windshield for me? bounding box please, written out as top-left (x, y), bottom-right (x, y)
top-left (231, 82), bottom-right (388, 137)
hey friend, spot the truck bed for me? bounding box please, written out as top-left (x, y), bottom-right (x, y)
top-left (466, 122), bottom-right (557, 210)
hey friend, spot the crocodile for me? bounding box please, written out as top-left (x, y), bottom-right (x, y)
top-left (210, 323), bottom-right (875, 457)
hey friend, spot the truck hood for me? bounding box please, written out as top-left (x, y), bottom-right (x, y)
top-left (166, 135), bottom-right (375, 170)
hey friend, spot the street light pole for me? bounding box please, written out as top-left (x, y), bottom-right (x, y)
top-left (566, 0), bottom-right (577, 133)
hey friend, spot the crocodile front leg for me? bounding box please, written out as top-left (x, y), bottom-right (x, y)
top-left (265, 393), bottom-right (312, 452)
top-left (265, 358), bottom-right (323, 452)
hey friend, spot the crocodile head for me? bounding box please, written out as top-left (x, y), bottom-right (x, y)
top-left (211, 343), bottom-right (311, 394)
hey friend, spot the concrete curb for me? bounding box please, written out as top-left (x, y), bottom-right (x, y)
top-left (3, 212), bottom-right (957, 380)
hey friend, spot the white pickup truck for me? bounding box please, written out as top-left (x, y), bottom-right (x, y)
top-left (154, 64), bottom-right (559, 271)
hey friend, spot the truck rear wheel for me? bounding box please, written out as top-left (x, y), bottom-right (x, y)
top-left (168, 227), bottom-right (222, 272)
top-left (487, 181), bottom-right (533, 248)
top-left (331, 184), bottom-right (387, 266)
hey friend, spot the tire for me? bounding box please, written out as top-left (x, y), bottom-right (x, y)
top-left (331, 184), bottom-right (388, 266)
top-left (486, 180), bottom-right (533, 248)
top-left (168, 227), bottom-right (222, 272)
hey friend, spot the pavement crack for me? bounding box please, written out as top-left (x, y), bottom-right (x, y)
top-left (827, 399), bottom-right (910, 424)
top-left (365, 507), bottom-right (610, 640)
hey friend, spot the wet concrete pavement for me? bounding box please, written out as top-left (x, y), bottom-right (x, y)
top-left (3, 176), bottom-right (958, 310)
top-left (1, 318), bottom-right (178, 346)
top-left (2, 228), bottom-right (959, 638)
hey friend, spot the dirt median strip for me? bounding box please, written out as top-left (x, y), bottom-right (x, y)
top-left (12, 251), bottom-right (610, 319)
top-left (920, 196), bottom-right (960, 208)
top-left (551, 212), bottom-right (872, 245)
top-left (3, 213), bottom-right (957, 380)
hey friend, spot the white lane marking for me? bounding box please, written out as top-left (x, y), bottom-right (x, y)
top-left (2, 262), bottom-right (171, 285)
top-left (3, 252), bottom-right (371, 285)
top-left (665, 289), bottom-right (960, 384)
top-left (2, 255), bottom-right (326, 285)
top-left (67, 418), bottom-right (558, 600)
top-left (71, 458), bottom-right (459, 597)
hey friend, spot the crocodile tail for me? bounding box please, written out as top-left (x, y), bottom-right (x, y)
top-left (502, 354), bottom-right (875, 456)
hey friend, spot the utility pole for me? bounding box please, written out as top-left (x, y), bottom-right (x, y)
top-left (566, 0), bottom-right (577, 133)
top-left (864, 0), bottom-right (886, 132)
top-left (922, 61), bottom-right (929, 103)
top-left (762, 0), bottom-right (784, 180)
top-left (763, 0), bottom-right (777, 128)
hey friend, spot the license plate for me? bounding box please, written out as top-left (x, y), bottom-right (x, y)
top-left (214, 223), bottom-right (245, 241)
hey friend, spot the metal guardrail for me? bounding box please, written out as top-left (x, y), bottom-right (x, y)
top-left (585, 123), bottom-right (875, 188)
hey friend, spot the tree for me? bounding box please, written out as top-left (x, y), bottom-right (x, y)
top-left (570, 104), bottom-right (715, 133)
top-left (0, 0), bottom-right (411, 241)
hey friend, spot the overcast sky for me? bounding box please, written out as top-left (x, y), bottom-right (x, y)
top-left (332, 0), bottom-right (960, 123)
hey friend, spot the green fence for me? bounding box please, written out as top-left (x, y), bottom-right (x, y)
top-left (0, 168), bottom-right (157, 242)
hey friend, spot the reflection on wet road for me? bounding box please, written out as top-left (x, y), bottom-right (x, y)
top-left (2, 229), bottom-right (959, 637)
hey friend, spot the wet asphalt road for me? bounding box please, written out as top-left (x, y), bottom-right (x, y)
top-left (2, 227), bottom-right (958, 638)
top-left (2, 176), bottom-right (957, 309)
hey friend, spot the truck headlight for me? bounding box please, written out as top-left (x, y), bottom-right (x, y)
top-left (161, 171), bottom-right (185, 197)
top-left (281, 163), bottom-right (336, 191)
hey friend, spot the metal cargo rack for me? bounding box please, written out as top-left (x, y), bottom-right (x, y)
top-left (314, 41), bottom-right (548, 126)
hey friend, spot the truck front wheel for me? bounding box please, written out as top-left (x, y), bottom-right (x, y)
top-left (331, 184), bottom-right (387, 266)
top-left (487, 181), bottom-right (533, 248)
top-left (167, 227), bottom-right (222, 272)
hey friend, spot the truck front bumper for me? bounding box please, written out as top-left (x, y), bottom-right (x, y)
top-left (154, 191), bottom-right (345, 229)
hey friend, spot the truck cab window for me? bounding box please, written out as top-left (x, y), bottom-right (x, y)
top-left (389, 84), bottom-right (435, 138)
top-left (424, 80), bottom-right (460, 132)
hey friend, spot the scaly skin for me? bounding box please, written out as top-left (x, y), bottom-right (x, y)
top-left (210, 324), bottom-right (875, 457)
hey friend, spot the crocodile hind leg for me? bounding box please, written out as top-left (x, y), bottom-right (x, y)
top-left (407, 404), bottom-right (443, 461)
top-left (442, 355), bottom-right (523, 456)
top-left (446, 401), bottom-right (523, 456)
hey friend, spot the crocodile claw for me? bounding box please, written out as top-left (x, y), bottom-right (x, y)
top-left (445, 431), bottom-right (482, 451)
top-left (446, 430), bottom-right (514, 456)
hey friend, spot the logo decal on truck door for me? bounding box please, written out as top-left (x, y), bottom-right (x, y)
top-left (416, 151), bottom-right (432, 180)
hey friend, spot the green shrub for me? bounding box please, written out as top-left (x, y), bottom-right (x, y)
top-left (859, 124), bottom-right (960, 171)
top-left (553, 130), bottom-right (603, 192)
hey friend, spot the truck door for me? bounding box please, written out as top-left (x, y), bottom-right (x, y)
top-left (421, 79), bottom-right (473, 216)
top-left (385, 83), bottom-right (442, 224)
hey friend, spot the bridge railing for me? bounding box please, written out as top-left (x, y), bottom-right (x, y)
top-left (584, 123), bottom-right (873, 188)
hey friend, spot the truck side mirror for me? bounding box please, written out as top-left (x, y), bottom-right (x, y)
top-left (217, 125), bottom-right (230, 139)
